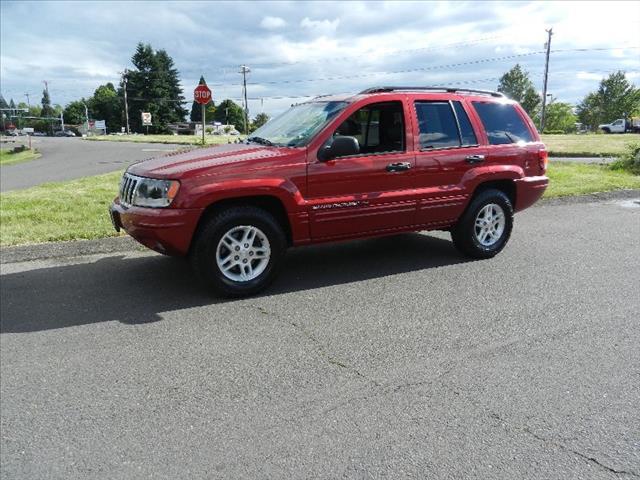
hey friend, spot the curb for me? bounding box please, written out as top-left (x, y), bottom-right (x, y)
top-left (1, 189), bottom-right (638, 265)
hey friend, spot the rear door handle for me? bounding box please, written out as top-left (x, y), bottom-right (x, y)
top-left (386, 162), bottom-right (412, 172)
top-left (465, 155), bottom-right (485, 164)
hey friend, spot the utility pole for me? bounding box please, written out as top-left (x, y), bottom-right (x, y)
top-left (540, 27), bottom-right (553, 132)
top-left (239, 65), bottom-right (250, 134)
top-left (121, 69), bottom-right (131, 135)
top-left (43, 80), bottom-right (53, 134)
top-left (24, 93), bottom-right (31, 109)
top-left (82, 101), bottom-right (89, 135)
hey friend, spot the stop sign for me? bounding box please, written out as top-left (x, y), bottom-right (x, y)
top-left (194, 84), bottom-right (212, 104)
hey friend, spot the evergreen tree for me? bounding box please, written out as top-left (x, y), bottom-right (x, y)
top-left (497, 64), bottom-right (541, 117)
top-left (190, 75), bottom-right (215, 122)
top-left (0, 94), bottom-right (8, 109)
top-left (41, 88), bottom-right (54, 118)
top-left (213, 99), bottom-right (245, 129)
top-left (9, 98), bottom-right (16, 110)
top-left (123, 43), bottom-right (188, 133)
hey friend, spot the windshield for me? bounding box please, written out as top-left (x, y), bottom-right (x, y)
top-left (248, 101), bottom-right (348, 147)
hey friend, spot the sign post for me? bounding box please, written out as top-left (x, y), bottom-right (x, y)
top-left (194, 83), bottom-right (212, 145)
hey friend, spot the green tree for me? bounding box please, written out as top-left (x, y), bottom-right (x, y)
top-left (190, 76), bottom-right (215, 122)
top-left (63, 100), bottom-right (88, 125)
top-left (0, 94), bottom-right (8, 110)
top-left (543, 101), bottom-right (577, 133)
top-left (213, 99), bottom-right (244, 129)
top-left (497, 64), bottom-right (541, 117)
top-left (576, 71), bottom-right (640, 130)
top-left (41, 88), bottom-right (54, 118)
top-left (251, 112), bottom-right (270, 132)
top-left (123, 43), bottom-right (188, 133)
top-left (9, 98), bottom-right (16, 110)
top-left (90, 83), bottom-right (121, 132)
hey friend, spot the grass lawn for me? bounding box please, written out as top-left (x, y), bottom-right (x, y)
top-left (545, 161), bottom-right (640, 197)
top-left (1, 163), bottom-right (639, 247)
top-left (1, 171), bottom-right (123, 247)
top-left (85, 134), bottom-right (244, 145)
top-left (0, 148), bottom-right (41, 166)
top-left (541, 133), bottom-right (639, 157)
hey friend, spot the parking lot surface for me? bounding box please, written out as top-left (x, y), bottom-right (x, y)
top-left (0, 137), bottom-right (183, 192)
top-left (1, 198), bottom-right (639, 479)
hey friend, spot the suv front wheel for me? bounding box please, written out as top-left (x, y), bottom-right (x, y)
top-left (191, 206), bottom-right (286, 297)
top-left (451, 189), bottom-right (514, 259)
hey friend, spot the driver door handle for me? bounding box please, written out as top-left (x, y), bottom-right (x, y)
top-left (386, 162), bottom-right (412, 172)
top-left (465, 154), bottom-right (485, 164)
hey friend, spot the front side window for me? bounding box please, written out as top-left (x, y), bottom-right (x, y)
top-left (472, 101), bottom-right (534, 145)
top-left (331, 101), bottom-right (405, 156)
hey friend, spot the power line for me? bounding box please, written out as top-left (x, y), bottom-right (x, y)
top-left (216, 34), bottom-right (511, 70)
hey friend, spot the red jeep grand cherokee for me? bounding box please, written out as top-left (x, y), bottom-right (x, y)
top-left (110, 86), bottom-right (548, 296)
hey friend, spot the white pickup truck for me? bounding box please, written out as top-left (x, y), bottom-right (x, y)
top-left (599, 117), bottom-right (640, 134)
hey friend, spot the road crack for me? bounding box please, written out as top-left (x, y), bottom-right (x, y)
top-left (489, 412), bottom-right (639, 478)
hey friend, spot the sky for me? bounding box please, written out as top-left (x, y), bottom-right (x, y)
top-left (1, 0), bottom-right (639, 117)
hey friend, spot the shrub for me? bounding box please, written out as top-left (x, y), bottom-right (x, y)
top-left (542, 129), bottom-right (565, 135)
top-left (609, 143), bottom-right (640, 175)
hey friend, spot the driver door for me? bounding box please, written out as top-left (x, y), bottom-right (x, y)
top-left (307, 99), bottom-right (417, 240)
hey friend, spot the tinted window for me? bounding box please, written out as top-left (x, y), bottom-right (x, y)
top-left (333, 101), bottom-right (404, 155)
top-left (453, 101), bottom-right (478, 146)
top-left (415, 102), bottom-right (460, 149)
top-left (472, 102), bottom-right (534, 145)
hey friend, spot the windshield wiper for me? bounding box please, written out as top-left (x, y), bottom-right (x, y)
top-left (247, 136), bottom-right (275, 146)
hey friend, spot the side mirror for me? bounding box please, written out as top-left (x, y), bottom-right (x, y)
top-left (318, 136), bottom-right (360, 161)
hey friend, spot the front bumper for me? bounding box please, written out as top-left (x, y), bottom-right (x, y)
top-left (514, 175), bottom-right (549, 212)
top-left (110, 200), bottom-right (203, 256)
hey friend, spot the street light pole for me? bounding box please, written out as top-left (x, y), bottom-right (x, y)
top-left (239, 65), bottom-right (250, 135)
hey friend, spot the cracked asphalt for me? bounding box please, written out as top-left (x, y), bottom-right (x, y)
top-left (1, 196), bottom-right (639, 479)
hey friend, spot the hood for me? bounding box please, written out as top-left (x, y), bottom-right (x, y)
top-left (127, 143), bottom-right (303, 179)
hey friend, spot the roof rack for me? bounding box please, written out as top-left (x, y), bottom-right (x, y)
top-left (359, 86), bottom-right (505, 98)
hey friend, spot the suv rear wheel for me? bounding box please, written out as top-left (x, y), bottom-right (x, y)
top-left (191, 206), bottom-right (286, 297)
top-left (451, 188), bottom-right (513, 259)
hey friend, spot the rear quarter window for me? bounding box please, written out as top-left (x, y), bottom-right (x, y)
top-left (472, 102), bottom-right (534, 145)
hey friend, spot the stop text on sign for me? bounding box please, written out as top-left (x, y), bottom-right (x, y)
top-left (194, 84), bottom-right (212, 105)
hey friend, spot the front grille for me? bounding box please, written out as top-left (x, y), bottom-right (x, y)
top-left (119, 173), bottom-right (140, 207)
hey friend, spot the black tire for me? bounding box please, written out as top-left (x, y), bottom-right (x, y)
top-left (451, 188), bottom-right (513, 259)
top-left (190, 206), bottom-right (286, 297)
top-left (602, 127), bottom-right (611, 134)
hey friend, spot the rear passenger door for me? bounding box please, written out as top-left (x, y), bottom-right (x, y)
top-left (412, 99), bottom-right (483, 226)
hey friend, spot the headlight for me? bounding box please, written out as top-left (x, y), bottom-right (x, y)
top-left (120, 173), bottom-right (180, 208)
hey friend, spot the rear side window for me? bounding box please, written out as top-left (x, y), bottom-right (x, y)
top-left (415, 102), bottom-right (460, 149)
top-left (472, 102), bottom-right (534, 145)
top-left (453, 102), bottom-right (478, 146)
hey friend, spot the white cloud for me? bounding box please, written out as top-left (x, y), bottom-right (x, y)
top-left (300, 17), bottom-right (340, 35)
top-left (260, 16), bottom-right (286, 29)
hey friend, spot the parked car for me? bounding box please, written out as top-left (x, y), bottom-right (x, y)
top-left (111, 86), bottom-right (548, 296)
top-left (32, 132), bottom-right (46, 137)
top-left (54, 130), bottom-right (76, 137)
top-left (599, 117), bottom-right (640, 134)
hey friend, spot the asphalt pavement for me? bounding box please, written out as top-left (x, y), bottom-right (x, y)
top-left (1, 196), bottom-right (639, 479)
top-left (0, 137), bottom-right (184, 192)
